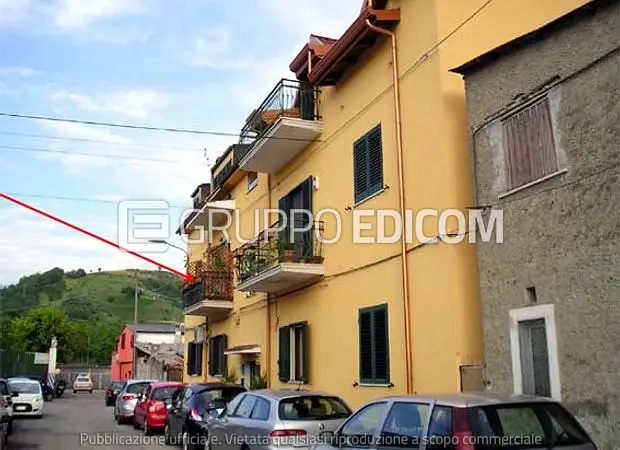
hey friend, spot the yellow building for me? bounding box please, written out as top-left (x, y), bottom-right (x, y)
top-left (179, 0), bottom-right (588, 409)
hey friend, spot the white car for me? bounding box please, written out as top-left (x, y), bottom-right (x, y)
top-left (73, 375), bottom-right (93, 393)
top-left (7, 378), bottom-right (44, 418)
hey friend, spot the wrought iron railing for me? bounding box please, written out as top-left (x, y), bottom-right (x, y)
top-left (182, 245), bottom-right (234, 307)
top-left (239, 79), bottom-right (321, 145)
top-left (234, 219), bottom-right (324, 283)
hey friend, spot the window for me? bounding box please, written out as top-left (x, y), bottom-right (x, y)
top-left (151, 387), bottom-right (181, 401)
top-left (278, 322), bottom-right (308, 383)
top-left (502, 97), bottom-right (558, 191)
top-left (187, 342), bottom-right (204, 377)
top-left (126, 382), bottom-right (150, 394)
top-left (0, 381), bottom-right (9, 396)
top-left (525, 286), bottom-right (537, 303)
top-left (208, 334), bottom-right (227, 376)
top-left (232, 394), bottom-right (257, 418)
top-left (359, 304), bottom-right (390, 384)
top-left (121, 333), bottom-right (125, 349)
top-left (353, 124), bottom-right (383, 204)
top-left (427, 406), bottom-right (453, 442)
top-left (251, 397), bottom-right (271, 420)
top-left (509, 304), bottom-right (560, 400)
top-left (223, 393), bottom-right (245, 417)
top-left (469, 402), bottom-right (592, 448)
top-left (339, 402), bottom-right (388, 447)
top-left (247, 172), bottom-right (258, 191)
top-left (278, 395), bottom-right (351, 421)
top-left (380, 402), bottom-right (430, 448)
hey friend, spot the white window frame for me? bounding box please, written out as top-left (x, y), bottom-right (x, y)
top-left (289, 326), bottom-right (304, 383)
top-left (509, 303), bottom-right (561, 400)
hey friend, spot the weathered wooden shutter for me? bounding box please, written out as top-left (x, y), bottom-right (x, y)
top-left (353, 137), bottom-right (368, 204)
top-left (299, 323), bottom-right (309, 383)
top-left (373, 305), bottom-right (390, 383)
top-left (358, 310), bottom-right (373, 382)
top-left (503, 98), bottom-right (557, 190)
top-left (278, 326), bottom-right (291, 382)
top-left (300, 83), bottom-right (315, 120)
top-left (195, 343), bottom-right (203, 377)
top-left (187, 342), bottom-right (195, 375)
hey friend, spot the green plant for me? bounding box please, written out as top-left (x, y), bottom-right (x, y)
top-left (219, 366), bottom-right (238, 383)
top-left (250, 372), bottom-right (268, 390)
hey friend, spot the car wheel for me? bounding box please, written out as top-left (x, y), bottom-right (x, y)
top-left (164, 422), bottom-right (173, 446)
top-left (73, 390), bottom-right (77, 394)
top-left (89, 390), bottom-right (93, 394)
top-left (143, 420), bottom-right (152, 436)
top-left (132, 417), bottom-right (140, 429)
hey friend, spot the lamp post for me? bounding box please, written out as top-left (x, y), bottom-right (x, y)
top-left (148, 239), bottom-right (189, 266)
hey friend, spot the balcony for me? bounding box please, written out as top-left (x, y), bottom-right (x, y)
top-left (238, 79), bottom-right (322, 174)
top-left (234, 220), bottom-right (324, 294)
top-left (209, 144), bottom-right (251, 201)
top-left (182, 246), bottom-right (234, 320)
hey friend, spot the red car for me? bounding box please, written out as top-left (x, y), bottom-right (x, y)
top-left (133, 382), bottom-right (185, 435)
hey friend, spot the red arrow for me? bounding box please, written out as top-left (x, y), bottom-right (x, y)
top-left (0, 192), bottom-right (193, 283)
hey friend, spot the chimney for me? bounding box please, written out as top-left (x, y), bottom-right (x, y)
top-left (191, 183), bottom-right (211, 209)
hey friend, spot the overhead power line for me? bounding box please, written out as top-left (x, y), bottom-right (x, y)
top-left (0, 191), bottom-right (188, 209)
top-left (0, 112), bottom-right (322, 142)
top-left (0, 130), bottom-right (205, 153)
top-left (0, 143), bottom-right (201, 164)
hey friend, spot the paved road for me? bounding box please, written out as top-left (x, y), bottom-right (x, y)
top-left (9, 391), bottom-right (168, 450)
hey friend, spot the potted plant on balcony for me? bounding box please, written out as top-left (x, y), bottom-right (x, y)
top-left (277, 239), bottom-right (295, 262)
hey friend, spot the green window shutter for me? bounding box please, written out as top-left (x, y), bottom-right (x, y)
top-left (208, 338), bottom-right (215, 376)
top-left (300, 83), bottom-right (315, 120)
top-left (367, 125), bottom-right (383, 196)
top-left (299, 323), bottom-right (309, 383)
top-left (300, 177), bottom-right (313, 257)
top-left (358, 311), bottom-right (373, 383)
top-left (278, 195), bottom-right (292, 248)
top-left (278, 326), bottom-right (291, 382)
top-left (195, 343), bottom-right (204, 377)
top-left (221, 335), bottom-right (228, 375)
top-left (353, 137), bottom-right (369, 204)
top-left (373, 305), bottom-right (389, 383)
top-left (358, 303), bottom-right (390, 384)
top-left (187, 343), bottom-right (193, 374)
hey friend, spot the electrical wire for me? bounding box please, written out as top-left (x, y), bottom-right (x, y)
top-left (0, 191), bottom-right (188, 209)
top-left (0, 143), bottom-right (201, 164)
top-left (0, 112), bottom-right (323, 142)
top-left (0, 130), bottom-right (206, 153)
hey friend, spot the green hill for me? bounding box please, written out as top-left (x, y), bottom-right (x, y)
top-left (0, 268), bottom-right (184, 365)
top-left (0, 267), bottom-right (183, 325)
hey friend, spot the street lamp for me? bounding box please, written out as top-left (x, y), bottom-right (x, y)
top-left (148, 239), bottom-right (189, 266)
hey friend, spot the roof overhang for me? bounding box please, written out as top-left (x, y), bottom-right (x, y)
top-left (223, 345), bottom-right (261, 355)
top-left (177, 200), bottom-right (235, 235)
top-left (308, 8), bottom-right (400, 86)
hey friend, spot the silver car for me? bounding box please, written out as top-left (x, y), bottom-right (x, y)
top-left (113, 379), bottom-right (157, 424)
top-left (314, 392), bottom-right (597, 450)
top-left (206, 389), bottom-right (352, 450)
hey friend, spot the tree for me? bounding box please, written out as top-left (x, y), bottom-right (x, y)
top-left (11, 305), bottom-right (73, 356)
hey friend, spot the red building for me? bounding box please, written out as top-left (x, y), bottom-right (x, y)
top-left (110, 323), bottom-right (182, 381)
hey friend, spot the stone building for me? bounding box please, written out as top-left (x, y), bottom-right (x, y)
top-left (451, 0), bottom-right (619, 447)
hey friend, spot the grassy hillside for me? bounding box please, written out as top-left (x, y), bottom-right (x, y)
top-left (0, 268), bottom-right (183, 325)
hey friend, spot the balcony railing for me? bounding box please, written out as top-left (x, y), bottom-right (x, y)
top-left (210, 144), bottom-right (252, 196)
top-left (234, 219), bottom-right (324, 284)
top-left (239, 79), bottom-right (320, 145)
top-left (182, 246), bottom-right (234, 308)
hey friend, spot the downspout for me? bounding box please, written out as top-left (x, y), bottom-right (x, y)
top-left (265, 174), bottom-right (272, 387)
top-left (365, 2), bottom-right (414, 395)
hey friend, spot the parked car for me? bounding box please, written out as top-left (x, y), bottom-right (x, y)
top-left (7, 378), bottom-right (44, 418)
top-left (0, 379), bottom-right (14, 436)
top-left (73, 375), bottom-right (93, 393)
top-left (113, 379), bottom-right (157, 425)
top-left (105, 381), bottom-right (126, 406)
top-left (10, 375), bottom-right (54, 401)
top-left (314, 393), bottom-right (597, 450)
top-left (133, 382), bottom-right (185, 435)
top-left (202, 389), bottom-right (352, 450)
top-left (164, 383), bottom-right (247, 449)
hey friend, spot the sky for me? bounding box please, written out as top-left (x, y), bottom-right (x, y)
top-left (0, 0), bottom-right (363, 285)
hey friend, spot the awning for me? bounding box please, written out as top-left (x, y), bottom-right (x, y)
top-left (223, 345), bottom-right (261, 355)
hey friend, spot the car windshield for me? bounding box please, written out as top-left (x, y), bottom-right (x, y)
top-left (110, 382), bottom-right (124, 390)
top-left (76, 377), bottom-right (90, 382)
top-left (469, 402), bottom-right (592, 449)
top-left (0, 382), bottom-right (9, 395)
top-left (278, 396), bottom-right (352, 421)
top-left (151, 387), bottom-right (181, 401)
top-left (9, 381), bottom-right (40, 394)
top-left (126, 382), bottom-right (150, 394)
